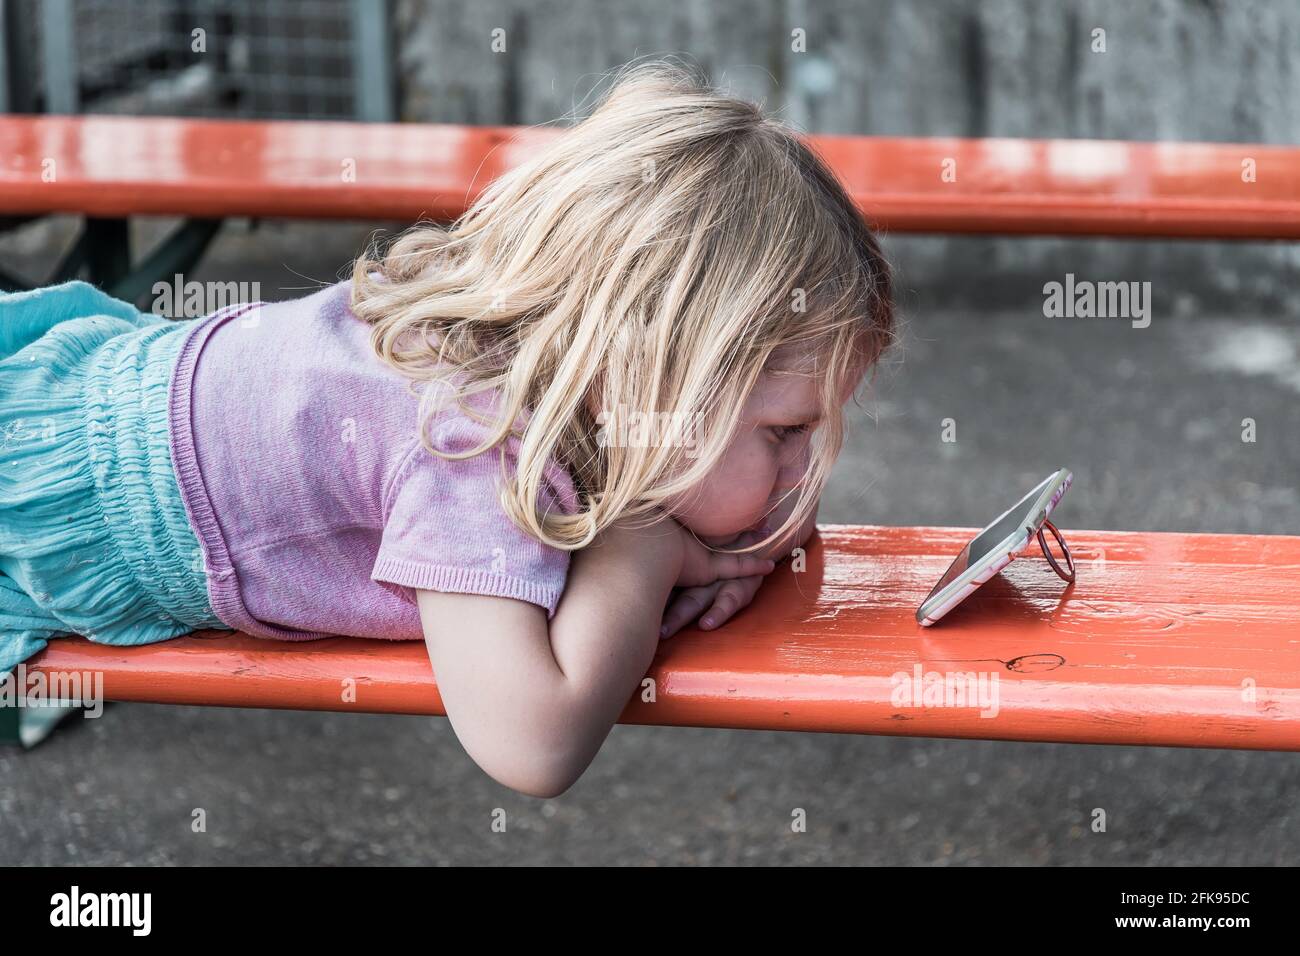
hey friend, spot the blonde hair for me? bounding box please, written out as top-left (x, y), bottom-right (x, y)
top-left (350, 59), bottom-right (894, 553)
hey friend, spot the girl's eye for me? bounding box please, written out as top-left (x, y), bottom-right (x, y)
top-left (772, 423), bottom-right (811, 441)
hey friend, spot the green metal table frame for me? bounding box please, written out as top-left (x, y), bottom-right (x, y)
top-left (0, 215), bottom-right (224, 304)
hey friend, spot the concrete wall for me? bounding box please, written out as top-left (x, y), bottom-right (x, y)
top-left (393, 0), bottom-right (1300, 314)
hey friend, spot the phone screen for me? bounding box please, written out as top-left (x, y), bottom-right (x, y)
top-left (928, 474), bottom-right (1056, 594)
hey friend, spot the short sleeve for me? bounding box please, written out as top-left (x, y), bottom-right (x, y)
top-left (370, 417), bottom-right (578, 620)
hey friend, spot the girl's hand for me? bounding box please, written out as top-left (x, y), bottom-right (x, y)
top-left (675, 526), bottom-right (775, 589)
top-left (660, 573), bottom-right (766, 639)
top-left (665, 528), bottom-right (774, 639)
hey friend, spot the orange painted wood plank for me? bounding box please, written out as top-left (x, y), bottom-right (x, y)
top-left (23, 526), bottom-right (1300, 751)
top-left (1, 115), bottom-right (1297, 238)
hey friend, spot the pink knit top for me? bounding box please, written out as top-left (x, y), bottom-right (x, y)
top-left (167, 280), bottom-right (580, 641)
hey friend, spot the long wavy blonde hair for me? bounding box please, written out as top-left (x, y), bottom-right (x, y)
top-left (350, 59), bottom-right (894, 553)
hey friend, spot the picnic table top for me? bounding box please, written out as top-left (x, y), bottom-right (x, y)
top-left (25, 524), bottom-right (1300, 752)
top-left (2, 114), bottom-right (1298, 237)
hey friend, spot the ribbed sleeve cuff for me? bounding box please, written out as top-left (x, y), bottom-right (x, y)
top-left (371, 557), bottom-right (562, 620)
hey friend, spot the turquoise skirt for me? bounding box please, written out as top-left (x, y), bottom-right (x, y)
top-left (0, 281), bottom-right (229, 678)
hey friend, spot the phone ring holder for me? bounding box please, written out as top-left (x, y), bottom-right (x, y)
top-left (1036, 518), bottom-right (1075, 583)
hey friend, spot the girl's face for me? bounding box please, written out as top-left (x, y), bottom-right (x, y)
top-left (665, 347), bottom-right (863, 545)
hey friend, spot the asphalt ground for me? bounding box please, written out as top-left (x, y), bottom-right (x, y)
top-left (2, 219), bottom-right (1296, 864)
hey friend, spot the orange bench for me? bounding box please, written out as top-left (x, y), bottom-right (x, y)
top-left (3, 114), bottom-right (1299, 749)
top-left (13, 526), bottom-right (1300, 751)
top-left (5, 114), bottom-right (1296, 300)
top-left (2, 115), bottom-right (1298, 237)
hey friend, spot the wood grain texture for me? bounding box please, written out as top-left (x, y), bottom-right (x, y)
top-left (1, 115), bottom-right (1297, 237)
top-left (25, 526), bottom-right (1300, 751)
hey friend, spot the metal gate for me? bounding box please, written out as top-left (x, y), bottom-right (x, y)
top-left (0, 0), bottom-right (393, 120)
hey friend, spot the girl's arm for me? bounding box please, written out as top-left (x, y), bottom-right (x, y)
top-left (415, 521), bottom-right (677, 799)
top-left (416, 518), bottom-right (771, 798)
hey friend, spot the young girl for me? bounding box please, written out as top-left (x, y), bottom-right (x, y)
top-left (0, 61), bottom-right (893, 796)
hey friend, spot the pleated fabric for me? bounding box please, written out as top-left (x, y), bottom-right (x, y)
top-left (0, 281), bottom-right (229, 678)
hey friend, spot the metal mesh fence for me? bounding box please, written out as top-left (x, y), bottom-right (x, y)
top-left (0, 0), bottom-right (44, 112)
top-left (76, 0), bottom-right (356, 118)
top-left (7, 0), bottom-right (362, 119)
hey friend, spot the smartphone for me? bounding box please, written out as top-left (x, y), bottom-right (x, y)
top-left (916, 468), bottom-right (1074, 627)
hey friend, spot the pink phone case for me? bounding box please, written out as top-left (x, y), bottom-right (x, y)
top-left (917, 471), bottom-right (1073, 627)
